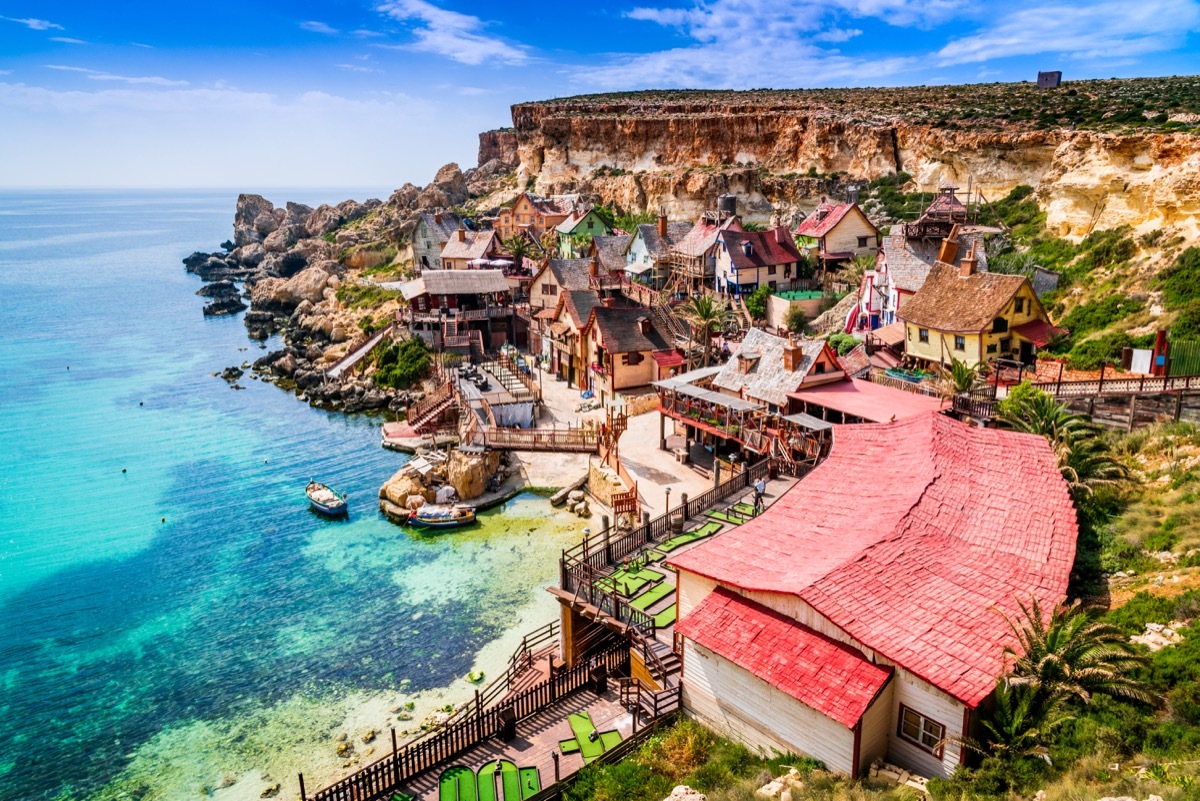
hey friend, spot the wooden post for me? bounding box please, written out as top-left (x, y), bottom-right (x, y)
top-left (680, 492), bottom-right (688, 519)
top-left (713, 458), bottom-right (720, 488)
top-left (552, 751), bottom-right (560, 782)
top-left (475, 689), bottom-right (483, 739)
top-left (1056, 361), bottom-right (1064, 396)
top-left (1176, 390), bottom-right (1185, 422)
top-left (298, 773), bottom-right (307, 801)
top-left (391, 728), bottom-right (400, 786)
top-left (603, 522), bottom-right (611, 563)
top-left (1098, 361), bottom-right (1106, 395)
top-left (1128, 396), bottom-right (1137, 432)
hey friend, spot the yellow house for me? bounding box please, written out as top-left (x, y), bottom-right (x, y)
top-left (794, 199), bottom-right (879, 270)
top-left (495, 193), bottom-right (570, 242)
top-left (899, 249), bottom-right (1056, 368)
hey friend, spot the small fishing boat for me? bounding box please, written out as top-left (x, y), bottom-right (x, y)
top-left (306, 480), bottom-right (348, 516)
top-left (407, 503), bottom-right (477, 529)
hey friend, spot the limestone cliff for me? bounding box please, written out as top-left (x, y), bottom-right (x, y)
top-left (493, 83), bottom-right (1200, 240)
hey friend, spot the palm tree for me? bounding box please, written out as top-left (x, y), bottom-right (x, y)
top-left (1002, 596), bottom-right (1151, 707)
top-left (680, 294), bottom-right (729, 368)
top-left (943, 358), bottom-right (982, 397)
top-left (502, 235), bottom-right (532, 269)
top-left (952, 682), bottom-right (1069, 765)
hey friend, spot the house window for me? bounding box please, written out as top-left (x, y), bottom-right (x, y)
top-left (992, 317), bottom-right (1009, 334)
top-left (768, 265), bottom-right (777, 275)
top-left (898, 705), bottom-right (945, 756)
top-left (1000, 337), bottom-right (1012, 352)
top-left (1014, 297), bottom-right (1025, 314)
top-left (857, 236), bottom-right (869, 248)
top-left (954, 335), bottom-right (966, 351)
top-left (425, 240), bottom-right (431, 249)
top-left (918, 328), bottom-right (929, 344)
top-left (987, 343), bottom-right (997, 354)
top-left (815, 362), bottom-right (826, 374)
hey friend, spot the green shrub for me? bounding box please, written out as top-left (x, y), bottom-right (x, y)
top-left (1067, 332), bottom-right (1135, 370)
top-left (826, 332), bottom-right (858, 356)
top-left (373, 337), bottom-right (430, 390)
top-left (1059, 295), bottom-right (1145, 339)
top-left (336, 283), bottom-right (402, 310)
top-left (1158, 247), bottom-right (1200, 308)
top-left (744, 285), bottom-right (771, 320)
top-left (1170, 301), bottom-right (1200, 341)
top-left (784, 306), bottom-right (808, 334)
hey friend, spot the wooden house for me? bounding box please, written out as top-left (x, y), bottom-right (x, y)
top-left (794, 199), bottom-right (878, 269)
top-left (667, 212), bottom-right (744, 294)
top-left (555, 206), bottom-right (613, 257)
top-left (582, 305), bottom-right (680, 402)
top-left (395, 269), bottom-right (520, 351)
top-left (528, 258), bottom-right (592, 312)
top-left (413, 212), bottom-right (462, 269)
top-left (544, 289), bottom-right (602, 388)
top-left (670, 412), bottom-right (1077, 778)
top-left (626, 214), bottom-right (692, 286)
top-left (899, 241), bottom-right (1057, 368)
top-left (439, 228), bottom-right (499, 271)
top-left (714, 226), bottom-right (804, 296)
top-left (494, 193), bottom-right (570, 242)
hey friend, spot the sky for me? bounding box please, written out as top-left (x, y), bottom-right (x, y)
top-left (1, 0), bottom-right (1198, 190)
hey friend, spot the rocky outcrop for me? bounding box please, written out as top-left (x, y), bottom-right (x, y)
top-left (233, 194), bottom-right (285, 247)
top-left (446, 449), bottom-right (501, 501)
top-left (249, 264), bottom-right (339, 314)
top-left (477, 129), bottom-right (519, 169)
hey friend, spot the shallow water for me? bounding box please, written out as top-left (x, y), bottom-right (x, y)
top-left (0, 191), bottom-right (583, 801)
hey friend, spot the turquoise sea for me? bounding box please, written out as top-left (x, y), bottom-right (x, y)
top-left (0, 191), bottom-right (581, 801)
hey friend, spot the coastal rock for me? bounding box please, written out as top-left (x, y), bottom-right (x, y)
top-left (387, 184), bottom-right (422, 210)
top-left (305, 204), bottom-right (343, 237)
top-left (447, 448), bottom-right (501, 501)
top-left (380, 469), bottom-right (434, 507)
top-left (250, 265), bottom-right (334, 313)
top-left (283, 201), bottom-right (314, 228)
top-left (232, 242), bottom-right (267, 267)
top-left (196, 279), bottom-right (238, 298)
top-left (204, 296), bottom-right (247, 316)
top-left (234, 194), bottom-right (282, 247)
top-left (263, 224), bottom-right (308, 254)
top-left (243, 310), bottom-right (278, 339)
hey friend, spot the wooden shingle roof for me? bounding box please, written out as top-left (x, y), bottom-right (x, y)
top-left (899, 263), bottom-right (1029, 333)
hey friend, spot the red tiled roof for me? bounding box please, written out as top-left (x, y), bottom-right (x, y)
top-left (670, 413), bottom-right (1077, 708)
top-left (721, 227), bottom-right (802, 269)
top-left (837, 344), bottom-right (870, 376)
top-left (788, 377), bottom-right (943, 422)
top-left (678, 588), bottom-right (893, 729)
top-left (1012, 319), bottom-right (1065, 347)
top-left (796, 203), bottom-right (867, 239)
top-left (652, 349), bottom-right (685, 367)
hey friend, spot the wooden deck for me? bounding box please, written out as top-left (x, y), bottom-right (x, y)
top-left (395, 689), bottom-right (633, 801)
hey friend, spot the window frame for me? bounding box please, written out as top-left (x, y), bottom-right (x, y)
top-left (857, 236), bottom-right (869, 248)
top-left (918, 328), bottom-right (929, 344)
top-left (1014, 297), bottom-right (1025, 314)
top-left (897, 704), bottom-right (946, 758)
top-left (954, 335), bottom-right (966, 351)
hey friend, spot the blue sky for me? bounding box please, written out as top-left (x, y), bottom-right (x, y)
top-left (2, 0), bottom-right (1198, 189)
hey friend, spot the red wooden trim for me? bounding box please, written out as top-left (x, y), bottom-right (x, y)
top-left (896, 703), bottom-right (946, 760)
top-left (852, 721), bottom-right (862, 777)
top-left (959, 706), bottom-right (972, 765)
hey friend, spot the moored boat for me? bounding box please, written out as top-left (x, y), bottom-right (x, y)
top-left (407, 503), bottom-right (477, 529)
top-left (306, 480), bottom-right (348, 516)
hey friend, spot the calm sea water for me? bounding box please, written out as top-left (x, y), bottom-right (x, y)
top-left (0, 191), bottom-right (579, 801)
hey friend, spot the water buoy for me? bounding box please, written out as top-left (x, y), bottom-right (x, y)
top-left (139, 402), bottom-right (143, 406)
top-left (161, 517), bottom-right (165, 523)
top-left (121, 468), bottom-right (127, 473)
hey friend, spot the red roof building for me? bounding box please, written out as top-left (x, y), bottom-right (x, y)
top-left (714, 227), bottom-right (804, 295)
top-left (794, 199), bottom-right (879, 266)
top-left (671, 412), bottom-right (1077, 778)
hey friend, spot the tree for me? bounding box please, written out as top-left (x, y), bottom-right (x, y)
top-left (826, 332), bottom-right (857, 356)
top-left (1002, 596), bottom-right (1150, 707)
top-left (502, 235), bottom-right (532, 268)
top-left (954, 682), bottom-right (1068, 765)
top-left (944, 358), bottom-right (982, 396)
top-left (680, 294), bottom-right (729, 367)
top-left (744, 285), bottom-right (772, 321)
top-left (784, 306), bottom-right (808, 334)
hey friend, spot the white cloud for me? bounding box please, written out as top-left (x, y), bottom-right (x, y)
top-left (336, 63), bottom-right (382, 73)
top-left (2, 16), bottom-right (63, 31)
top-left (299, 20), bottom-right (338, 34)
top-left (597, 0), bottom-right (940, 89)
top-left (50, 37), bottom-right (88, 44)
top-left (132, 42), bottom-right (154, 48)
top-left (375, 0), bottom-right (528, 65)
top-left (45, 65), bottom-right (190, 87)
top-left (937, 0), bottom-right (1200, 65)
top-left (353, 29), bottom-right (385, 37)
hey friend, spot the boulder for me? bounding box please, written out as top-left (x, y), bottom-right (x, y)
top-left (380, 468), bottom-right (434, 507)
top-left (664, 788), bottom-right (706, 801)
top-left (432, 162), bottom-right (468, 197)
top-left (387, 184), bottom-right (421, 210)
top-left (263, 224), bottom-right (308, 253)
top-left (283, 202), bottom-right (314, 228)
top-left (447, 449), bottom-right (501, 501)
top-left (235, 194), bottom-right (280, 247)
top-left (250, 265), bottom-right (334, 312)
top-left (196, 279), bottom-right (238, 298)
top-left (232, 242), bottom-right (267, 267)
top-left (203, 296), bottom-right (247, 316)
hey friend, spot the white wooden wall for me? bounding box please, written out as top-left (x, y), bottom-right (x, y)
top-left (682, 640), bottom-right (857, 775)
top-left (887, 670), bottom-right (966, 778)
top-left (858, 680), bottom-right (893, 771)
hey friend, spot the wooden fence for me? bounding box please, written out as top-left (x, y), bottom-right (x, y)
top-left (481, 425), bottom-right (600, 452)
top-left (1032, 373), bottom-right (1199, 399)
top-left (307, 642), bottom-right (629, 801)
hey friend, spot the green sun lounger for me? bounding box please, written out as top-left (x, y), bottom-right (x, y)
top-left (630, 582), bottom-right (675, 612)
top-left (439, 766), bottom-right (477, 801)
top-left (653, 604), bottom-right (678, 628)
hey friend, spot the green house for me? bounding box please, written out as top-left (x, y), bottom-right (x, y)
top-left (556, 207), bottom-right (613, 258)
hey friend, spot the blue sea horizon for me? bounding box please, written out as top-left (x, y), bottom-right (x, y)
top-left (0, 190), bottom-right (576, 800)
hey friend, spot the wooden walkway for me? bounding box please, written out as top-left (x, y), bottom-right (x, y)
top-left (395, 690), bottom-right (632, 801)
top-left (326, 325), bottom-right (394, 380)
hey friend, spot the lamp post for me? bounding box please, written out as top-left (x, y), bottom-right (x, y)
top-left (664, 485), bottom-right (671, 515)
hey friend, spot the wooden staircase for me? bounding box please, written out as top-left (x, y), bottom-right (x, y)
top-left (405, 381), bottom-right (456, 433)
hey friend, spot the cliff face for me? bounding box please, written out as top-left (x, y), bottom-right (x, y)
top-left (497, 97), bottom-right (1200, 239)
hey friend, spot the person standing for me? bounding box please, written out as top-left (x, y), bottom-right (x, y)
top-left (753, 476), bottom-right (766, 514)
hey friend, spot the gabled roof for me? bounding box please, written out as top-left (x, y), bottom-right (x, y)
top-left (900, 263), bottom-right (1032, 333)
top-left (796, 202), bottom-right (875, 240)
top-left (562, 289), bottom-right (601, 329)
top-left (440, 230), bottom-right (496, 262)
top-left (589, 306), bottom-right (670, 354)
top-left (671, 413), bottom-right (1077, 708)
top-left (592, 234), bottom-right (632, 272)
top-left (880, 233), bottom-right (992, 293)
top-left (418, 212), bottom-right (463, 242)
top-left (394, 269), bottom-right (511, 300)
top-left (924, 189), bottom-right (969, 220)
top-left (636, 221), bottom-right (693, 258)
top-left (837, 343), bottom-right (870, 376)
top-left (711, 328), bottom-right (839, 407)
top-left (673, 214), bottom-right (743, 258)
top-left (547, 258), bottom-right (593, 292)
top-left (678, 587), bottom-right (893, 729)
top-left (720, 227), bottom-right (802, 269)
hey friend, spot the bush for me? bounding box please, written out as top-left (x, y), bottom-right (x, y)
top-left (744, 285), bottom-right (771, 320)
top-left (1067, 332), bottom-right (1135, 370)
top-left (1158, 247), bottom-right (1200, 308)
top-left (1059, 295), bottom-right (1145, 339)
top-left (336, 283), bottom-right (402, 310)
top-left (784, 306), bottom-right (808, 333)
top-left (1170, 300), bottom-right (1200, 341)
top-left (826, 332), bottom-right (858, 356)
top-left (374, 337), bottom-right (430, 390)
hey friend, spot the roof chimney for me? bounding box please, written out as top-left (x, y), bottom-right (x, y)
top-left (937, 223), bottom-right (961, 264)
top-left (783, 335), bottom-right (803, 372)
top-left (774, 226), bottom-right (786, 245)
top-left (959, 241), bottom-right (979, 278)
top-left (602, 296), bottom-right (616, 308)
top-left (657, 209), bottom-right (668, 238)
top-left (434, 213), bottom-right (442, 225)
top-left (456, 227), bottom-right (466, 242)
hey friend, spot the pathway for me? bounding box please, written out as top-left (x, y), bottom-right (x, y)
top-left (326, 325), bottom-right (393, 380)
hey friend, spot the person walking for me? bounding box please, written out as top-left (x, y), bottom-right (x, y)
top-left (753, 476), bottom-right (766, 515)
